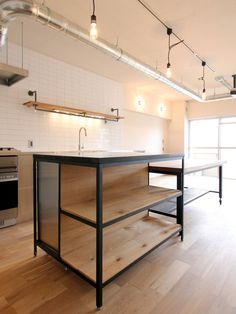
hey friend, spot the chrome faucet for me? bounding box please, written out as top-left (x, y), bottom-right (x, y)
top-left (78, 127), bottom-right (87, 151)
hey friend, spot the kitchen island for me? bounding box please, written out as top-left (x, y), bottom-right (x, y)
top-left (33, 151), bottom-right (184, 309)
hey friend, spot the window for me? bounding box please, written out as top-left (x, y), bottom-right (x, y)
top-left (190, 119), bottom-right (219, 148)
top-left (189, 117), bottom-right (236, 179)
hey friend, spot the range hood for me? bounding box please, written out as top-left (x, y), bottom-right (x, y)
top-left (0, 63), bottom-right (28, 86)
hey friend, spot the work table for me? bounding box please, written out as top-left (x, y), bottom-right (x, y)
top-left (149, 158), bottom-right (226, 174)
top-left (149, 158), bottom-right (225, 206)
top-left (33, 151), bottom-right (184, 309)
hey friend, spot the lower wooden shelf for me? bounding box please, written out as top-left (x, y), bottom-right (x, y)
top-left (61, 212), bottom-right (181, 283)
top-left (150, 188), bottom-right (210, 214)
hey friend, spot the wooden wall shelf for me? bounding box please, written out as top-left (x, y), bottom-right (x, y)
top-left (23, 101), bottom-right (124, 122)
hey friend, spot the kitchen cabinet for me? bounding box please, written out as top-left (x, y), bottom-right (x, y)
top-left (18, 154), bottom-right (33, 223)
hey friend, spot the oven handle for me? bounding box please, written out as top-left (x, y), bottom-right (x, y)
top-left (0, 178), bottom-right (18, 183)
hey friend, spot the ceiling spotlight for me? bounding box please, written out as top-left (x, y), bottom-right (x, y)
top-left (90, 0), bottom-right (98, 40)
top-left (166, 28), bottom-right (183, 79)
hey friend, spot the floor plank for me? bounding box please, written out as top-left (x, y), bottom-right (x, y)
top-left (0, 177), bottom-right (236, 313)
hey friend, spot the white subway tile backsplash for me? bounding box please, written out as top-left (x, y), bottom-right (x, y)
top-left (0, 42), bottom-right (124, 151)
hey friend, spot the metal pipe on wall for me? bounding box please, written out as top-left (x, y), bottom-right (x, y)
top-left (0, 0), bottom-right (233, 103)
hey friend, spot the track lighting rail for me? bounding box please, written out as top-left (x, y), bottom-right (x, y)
top-left (137, 0), bottom-right (215, 72)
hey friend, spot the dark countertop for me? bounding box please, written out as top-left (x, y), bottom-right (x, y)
top-left (33, 151), bottom-right (184, 165)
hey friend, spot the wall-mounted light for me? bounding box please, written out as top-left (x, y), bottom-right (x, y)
top-left (90, 0), bottom-right (98, 40)
top-left (136, 96), bottom-right (145, 109)
top-left (158, 103), bottom-right (167, 116)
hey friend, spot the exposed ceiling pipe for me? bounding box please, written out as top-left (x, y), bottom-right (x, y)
top-left (203, 93), bottom-right (235, 102)
top-left (0, 0), bottom-right (233, 103)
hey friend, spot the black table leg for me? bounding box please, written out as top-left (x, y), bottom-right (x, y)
top-left (177, 158), bottom-right (184, 241)
top-left (219, 165), bottom-right (223, 205)
top-left (33, 158), bottom-right (37, 257)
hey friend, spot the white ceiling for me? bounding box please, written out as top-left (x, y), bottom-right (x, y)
top-left (6, 0), bottom-right (236, 100)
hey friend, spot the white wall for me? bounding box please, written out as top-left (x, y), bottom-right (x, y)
top-left (122, 110), bottom-right (167, 153)
top-left (187, 98), bottom-right (236, 120)
top-left (166, 101), bottom-right (187, 154)
top-left (0, 43), bottom-right (169, 153)
top-left (0, 43), bottom-right (123, 151)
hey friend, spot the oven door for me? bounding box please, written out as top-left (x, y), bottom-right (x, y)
top-left (0, 175), bottom-right (18, 211)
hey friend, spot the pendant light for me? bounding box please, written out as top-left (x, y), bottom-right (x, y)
top-left (90, 0), bottom-right (98, 40)
top-left (166, 28), bottom-right (172, 78)
top-left (201, 61), bottom-right (206, 100)
top-left (166, 28), bottom-right (183, 78)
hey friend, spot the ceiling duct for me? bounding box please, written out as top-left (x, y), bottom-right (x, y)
top-left (0, 0), bottom-right (233, 102)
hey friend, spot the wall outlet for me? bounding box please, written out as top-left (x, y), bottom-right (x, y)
top-left (28, 140), bottom-right (33, 148)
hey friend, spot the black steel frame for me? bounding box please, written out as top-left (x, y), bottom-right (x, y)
top-left (149, 158), bottom-right (185, 241)
top-left (33, 154), bottom-right (184, 309)
top-left (149, 164), bottom-right (223, 206)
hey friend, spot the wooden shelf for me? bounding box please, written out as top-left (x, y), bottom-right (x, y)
top-left (23, 101), bottom-right (124, 122)
top-left (61, 212), bottom-right (181, 283)
top-left (62, 185), bottom-right (181, 225)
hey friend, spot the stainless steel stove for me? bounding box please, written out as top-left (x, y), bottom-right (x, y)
top-left (0, 148), bottom-right (20, 228)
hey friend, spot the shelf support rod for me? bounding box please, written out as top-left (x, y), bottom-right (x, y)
top-left (111, 108), bottom-right (119, 122)
top-left (28, 90), bottom-right (38, 102)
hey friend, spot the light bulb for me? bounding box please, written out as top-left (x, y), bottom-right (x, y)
top-left (202, 88), bottom-right (206, 100)
top-left (90, 15), bottom-right (98, 40)
top-left (166, 63), bottom-right (172, 78)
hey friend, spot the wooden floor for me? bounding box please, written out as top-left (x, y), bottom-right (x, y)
top-left (1, 178), bottom-right (236, 313)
